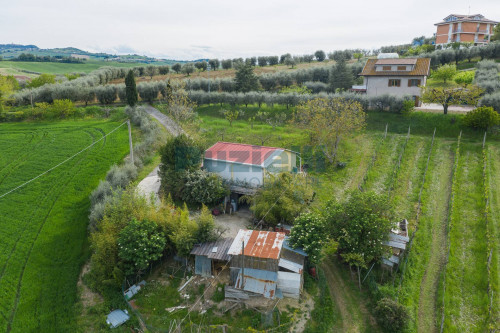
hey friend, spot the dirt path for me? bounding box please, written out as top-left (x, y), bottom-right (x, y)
top-left (141, 104), bottom-right (185, 137)
top-left (136, 105), bottom-right (184, 201)
top-left (416, 142), bottom-right (454, 333)
top-left (321, 261), bottom-right (376, 333)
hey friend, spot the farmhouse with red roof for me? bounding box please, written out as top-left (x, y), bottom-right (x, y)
top-left (203, 142), bottom-right (300, 191)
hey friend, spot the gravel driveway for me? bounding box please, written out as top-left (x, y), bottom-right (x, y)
top-left (136, 105), bottom-right (182, 202)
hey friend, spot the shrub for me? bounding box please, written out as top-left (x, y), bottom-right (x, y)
top-left (374, 298), bottom-right (410, 333)
top-left (462, 106), bottom-right (500, 129)
top-left (178, 170), bottom-right (228, 206)
top-left (118, 218), bottom-right (166, 275)
top-left (289, 212), bottom-right (327, 264)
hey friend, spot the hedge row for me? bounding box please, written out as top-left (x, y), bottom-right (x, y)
top-left (187, 90), bottom-right (410, 112)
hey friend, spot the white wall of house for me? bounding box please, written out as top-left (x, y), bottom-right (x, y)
top-left (204, 159), bottom-right (264, 187)
top-left (364, 76), bottom-right (426, 98)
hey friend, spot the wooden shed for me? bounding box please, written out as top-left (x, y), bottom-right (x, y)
top-left (190, 238), bottom-right (233, 277)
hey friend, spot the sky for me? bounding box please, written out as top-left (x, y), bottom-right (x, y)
top-left (1, 0), bottom-right (499, 60)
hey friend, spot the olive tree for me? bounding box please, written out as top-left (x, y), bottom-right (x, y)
top-left (314, 50), bottom-right (326, 62)
top-left (294, 97), bottom-right (366, 163)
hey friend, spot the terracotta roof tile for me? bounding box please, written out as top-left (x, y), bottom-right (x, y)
top-left (375, 58), bottom-right (417, 65)
top-left (360, 58), bottom-right (431, 77)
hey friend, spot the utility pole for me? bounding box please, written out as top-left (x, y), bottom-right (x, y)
top-left (241, 240), bottom-right (245, 288)
top-left (127, 119), bottom-right (134, 164)
top-left (207, 62), bottom-right (211, 93)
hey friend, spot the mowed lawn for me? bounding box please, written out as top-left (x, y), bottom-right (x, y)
top-left (0, 119), bottom-right (130, 332)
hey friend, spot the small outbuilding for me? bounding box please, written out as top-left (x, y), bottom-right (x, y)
top-left (190, 238), bottom-right (233, 277)
top-left (106, 309), bottom-right (130, 329)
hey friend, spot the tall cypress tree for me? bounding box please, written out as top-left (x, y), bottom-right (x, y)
top-left (329, 58), bottom-right (354, 92)
top-left (125, 70), bottom-right (138, 106)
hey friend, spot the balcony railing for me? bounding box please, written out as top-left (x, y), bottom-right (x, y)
top-left (452, 29), bottom-right (462, 33)
top-left (477, 29), bottom-right (489, 33)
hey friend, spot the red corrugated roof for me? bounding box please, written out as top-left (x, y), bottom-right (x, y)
top-left (228, 229), bottom-right (286, 260)
top-left (204, 142), bottom-right (280, 166)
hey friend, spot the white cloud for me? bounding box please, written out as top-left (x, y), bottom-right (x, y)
top-left (1, 0), bottom-right (499, 60)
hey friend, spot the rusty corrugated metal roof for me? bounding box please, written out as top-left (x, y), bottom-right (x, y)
top-left (360, 58), bottom-right (431, 77)
top-left (228, 229), bottom-right (285, 259)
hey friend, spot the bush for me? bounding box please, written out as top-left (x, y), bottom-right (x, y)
top-left (374, 298), bottom-right (410, 333)
top-left (462, 106), bottom-right (500, 129)
top-left (178, 170), bottom-right (228, 206)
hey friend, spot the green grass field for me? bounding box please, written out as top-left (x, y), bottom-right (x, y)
top-left (0, 60), bottom-right (154, 75)
top-left (0, 119), bottom-right (130, 332)
top-left (443, 141), bottom-right (489, 332)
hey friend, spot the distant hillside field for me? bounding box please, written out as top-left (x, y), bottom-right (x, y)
top-left (0, 119), bottom-right (130, 331)
top-left (0, 60), bottom-right (173, 75)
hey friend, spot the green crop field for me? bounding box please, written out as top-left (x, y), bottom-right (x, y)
top-left (0, 119), bottom-right (130, 332)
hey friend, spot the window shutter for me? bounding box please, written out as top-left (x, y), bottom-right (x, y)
top-left (388, 80), bottom-right (391, 87)
top-left (408, 80), bottom-right (411, 87)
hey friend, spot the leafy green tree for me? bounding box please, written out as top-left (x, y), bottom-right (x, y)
top-left (257, 56), bottom-right (268, 67)
top-left (145, 65), bottom-right (159, 79)
top-left (491, 24), bottom-right (500, 42)
top-left (118, 218), bottom-right (166, 275)
top-left (0, 75), bottom-right (19, 112)
top-left (95, 85), bottom-right (117, 105)
top-left (453, 70), bottom-right (475, 86)
top-left (159, 134), bottom-right (204, 198)
top-left (219, 109), bottom-right (243, 126)
top-left (329, 58), bottom-right (354, 92)
top-left (314, 50), bottom-right (326, 62)
top-left (289, 213), bottom-right (327, 264)
top-left (51, 99), bottom-right (75, 118)
top-left (209, 59), bottom-right (220, 70)
top-left (27, 73), bottom-right (56, 88)
top-left (125, 70), bottom-right (138, 106)
top-left (221, 59), bottom-right (232, 70)
top-left (463, 106), bottom-right (500, 129)
top-left (431, 64), bottom-right (457, 83)
top-left (195, 61), bottom-right (208, 71)
top-left (374, 298), bottom-right (410, 333)
top-left (353, 52), bottom-right (363, 61)
top-left (280, 53), bottom-right (291, 64)
top-left (294, 97), bottom-right (365, 163)
top-left (158, 65), bottom-right (170, 75)
top-left (178, 170), bottom-right (228, 205)
top-left (421, 85), bottom-right (483, 114)
top-left (284, 56), bottom-right (297, 68)
top-left (194, 205), bottom-right (220, 243)
top-left (303, 54), bottom-right (314, 63)
top-left (172, 63), bottom-right (182, 73)
top-left (325, 191), bottom-right (392, 285)
top-left (268, 56), bottom-right (279, 66)
top-left (182, 63), bottom-right (195, 76)
top-left (242, 173), bottom-right (315, 227)
top-left (234, 63), bottom-right (259, 92)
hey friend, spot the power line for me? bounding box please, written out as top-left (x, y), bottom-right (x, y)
top-left (0, 120), bottom-right (128, 200)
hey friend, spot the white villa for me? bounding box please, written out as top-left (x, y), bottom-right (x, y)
top-left (355, 57), bottom-right (431, 106)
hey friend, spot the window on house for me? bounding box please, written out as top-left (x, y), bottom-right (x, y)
top-left (408, 79), bottom-right (421, 87)
top-left (382, 66), bottom-right (392, 71)
top-left (397, 66), bottom-right (406, 71)
top-left (388, 79), bottom-right (401, 87)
